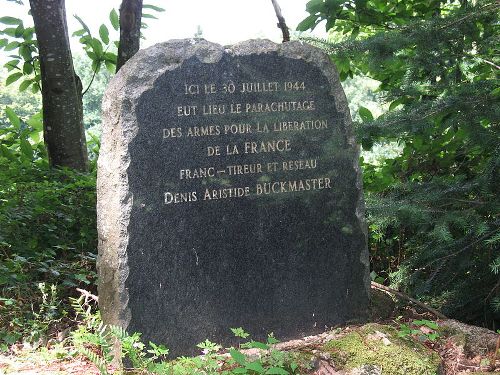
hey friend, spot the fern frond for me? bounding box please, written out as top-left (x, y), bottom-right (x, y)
top-left (79, 347), bottom-right (109, 375)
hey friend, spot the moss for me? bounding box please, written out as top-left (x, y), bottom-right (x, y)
top-left (323, 323), bottom-right (441, 375)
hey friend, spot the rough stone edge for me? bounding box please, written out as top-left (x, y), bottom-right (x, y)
top-left (97, 39), bottom-right (225, 333)
top-left (97, 38), bottom-right (370, 335)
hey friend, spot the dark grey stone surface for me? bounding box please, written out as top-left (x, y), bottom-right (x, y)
top-left (97, 39), bottom-right (369, 357)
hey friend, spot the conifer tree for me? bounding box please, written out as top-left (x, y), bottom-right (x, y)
top-left (299, 0), bottom-right (499, 326)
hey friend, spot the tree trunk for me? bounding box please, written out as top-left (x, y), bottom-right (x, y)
top-left (270, 0), bottom-right (290, 42)
top-left (29, 0), bottom-right (88, 171)
top-left (116, 0), bottom-right (143, 72)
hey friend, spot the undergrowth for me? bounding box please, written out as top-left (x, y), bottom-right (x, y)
top-left (70, 294), bottom-right (307, 375)
top-left (0, 111), bottom-right (97, 349)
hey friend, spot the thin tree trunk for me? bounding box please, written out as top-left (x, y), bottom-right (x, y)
top-left (29, 0), bottom-right (88, 171)
top-left (116, 0), bottom-right (143, 72)
top-left (270, 0), bottom-right (290, 42)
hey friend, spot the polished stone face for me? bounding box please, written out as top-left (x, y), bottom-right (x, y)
top-left (98, 40), bottom-right (369, 357)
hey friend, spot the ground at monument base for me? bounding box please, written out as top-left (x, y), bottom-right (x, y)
top-left (1, 296), bottom-right (499, 375)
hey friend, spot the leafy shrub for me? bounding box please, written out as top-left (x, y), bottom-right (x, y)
top-left (0, 109), bottom-right (97, 348)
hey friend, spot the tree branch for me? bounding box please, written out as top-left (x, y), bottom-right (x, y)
top-left (371, 281), bottom-right (448, 319)
top-left (82, 62), bottom-right (99, 96)
top-left (270, 0), bottom-right (290, 42)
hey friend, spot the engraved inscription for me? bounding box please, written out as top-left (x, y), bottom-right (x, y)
top-left (162, 75), bottom-right (334, 204)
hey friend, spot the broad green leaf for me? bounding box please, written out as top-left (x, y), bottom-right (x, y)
top-left (27, 113), bottom-right (43, 131)
top-left (23, 27), bottom-right (34, 40)
top-left (296, 15), bottom-right (318, 31)
top-left (104, 60), bottom-right (115, 73)
top-left (245, 361), bottom-right (265, 373)
top-left (86, 50), bottom-right (97, 61)
top-left (20, 139), bottom-right (33, 159)
top-left (306, 0), bottom-right (325, 14)
top-left (72, 29), bottom-right (86, 37)
top-left (30, 130), bottom-right (41, 144)
top-left (23, 62), bottom-right (34, 75)
top-left (265, 367), bottom-right (289, 375)
top-left (4, 41), bottom-right (19, 51)
top-left (19, 44), bottom-right (31, 61)
top-left (110, 9), bottom-right (119, 30)
top-left (414, 319), bottom-right (438, 330)
top-left (247, 341), bottom-right (269, 350)
top-left (389, 97), bottom-right (405, 111)
top-left (229, 349), bottom-right (247, 366)
top-left (4, 59), bottom-right (19, 71)
top-left (143, 4), bottom-right (165, 12)
top-left (91, 59), bottom-right (101, 74)
top-left (0, 16), bottom-right (22, 25)
top-left (2, 27), bottom-right (18, 37)
top-left (90, 38), bottom-right (103, 56)
top-left (359, 106), bottom-right (374, 122)
top-left (74, 274), bottom-right (90, 284)
top-left (14, 24), bottom-right (24, 38)
top-left (99, 24), bottom-right (109, 44)
top-left (267, 335), bottom-right (279, 345)
top-left (335, 57), bottom-right (350, 72)
top-left (5, 107), bottom-right (21, 129)
top-left (0, 38), bottom-right (8, 48)
top-left (232, 369), bottom-right (248, 374)
top-left (326, 0), bottom-right (343, 7)
top-left (104, 52), bottom-right (117, 63)
top-left (6, 72), bottom-right (23, 86)
top-left (79, 35), bottom-right (92, 45)
top-left (0, 145), bottom-right (15, 161)
top-left (361, 137), bottom-right (374, 150)
top-left (19, 79), bottom-right (32, 92)
top-left (351, 26), bottom-right (360, 38)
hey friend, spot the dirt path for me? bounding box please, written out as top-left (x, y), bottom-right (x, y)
top-left (0, 355), bottom-right (100, 375)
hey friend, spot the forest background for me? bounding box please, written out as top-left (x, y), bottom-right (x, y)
top-left (0, 0), bottom-right (498, 357)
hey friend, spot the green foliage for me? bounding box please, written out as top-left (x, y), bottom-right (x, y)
top-left (398, 319), bottom-right (440, 342)
top-left (71, 2), bottom-right (165, 76)
top-left (0, 14), bottom-right (41, 93)
top-left (73, 13), bottom-right (118, 75)
top-left (70, 295), bottom-right (112, 375)
top-left (0, 1), bottom-right (167, 349)
top-left (0, 69), bottom-right (41, 127)
top-left (141, 4), bottom-right (166, 32)
top-left (0, 106), bottom-right (45, 163)
top-left (0, 110), bottom-right (97, 347)
top-left (0, 283), bottom-right (62, 350)
top-left (324, 323), bottom-right (441, 374)
top-left (299, 0), bottom-right (499, 327)
top-left (73, 314), bottom-right (303, 375)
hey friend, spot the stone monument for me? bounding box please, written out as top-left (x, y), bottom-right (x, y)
top-left (97, 39), bottom-right (370, 356)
